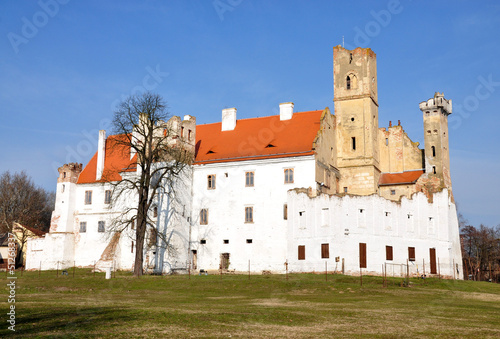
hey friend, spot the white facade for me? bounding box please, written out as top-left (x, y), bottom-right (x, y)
top-left (190, 156), bottom-right (315, 272)
top-left (286, 189), bottom-right (463, 279)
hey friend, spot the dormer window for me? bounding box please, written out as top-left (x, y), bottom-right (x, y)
top-left (346, 76), bottom-right (351, 90)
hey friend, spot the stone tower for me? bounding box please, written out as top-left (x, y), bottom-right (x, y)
top-left (333, 46), bottom-right (380, 195)
top-left (419, 93), bottom-right (452, 191)
top-left (50, 163), bottom-right (82, 233)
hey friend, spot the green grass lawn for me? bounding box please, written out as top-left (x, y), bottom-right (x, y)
top-left (2, 270), bottom-right (500, 338)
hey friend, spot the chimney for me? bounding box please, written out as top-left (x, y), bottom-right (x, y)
top-left (96, 130), bottom-right (106, 180)
top-left (279, 102), bottom-right (294, 120)
top-left (222, 108), bottom-right (237, 131)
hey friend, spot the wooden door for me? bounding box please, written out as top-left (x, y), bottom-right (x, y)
top-left (429, 248), bottom-right (437, 274)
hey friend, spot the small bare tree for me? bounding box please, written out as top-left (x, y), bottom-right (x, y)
top-left (0, 171), bottom-right (54, 265)
top-left (110, 92), bottom-right (193, 277)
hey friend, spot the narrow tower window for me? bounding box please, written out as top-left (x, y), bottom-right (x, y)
top-left (346, 76), bottom-right (351, 90)
top-left (352, 137), bottom-right (356, 150)
top-left (433, 166), bottom-right (436, 174)
top-left (431, 146), bottom-right (436, 157)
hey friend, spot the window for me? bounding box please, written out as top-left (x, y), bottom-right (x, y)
top-left (352, 137), bottom-right (356, 150)
top-left (85, 190), bottom-right (92, 205)
top-left (283, 204), bottom-right (288, 220)
top-left (299, 211), bottom-right (306, 229)
top-left (359, 243), bottom-right (367, 268)
top-left (390, 190), bottom-right (396, 195)
top-left (246, 239), bottom-right (253, 244)
top-left (298, 245), bottom-right (305, 260)
top-left (63, 172), bottom-right (67, 178)
top-left (284, 168), bottom-right (294, 184)
top-left (385, 138), bottom-right (389, 146)
top-left (346, 75), bottom-right (351, 90)
top-left (321, 208), bottom-right (329, 227)
top-left (181, 126), bottom-right (184, 138)
top-left (245, 171), bottom-right (254, 187)
top-left (245, 207), bottom-right (253, 223)
top-left (321, 243), bottom-right (330, 259)
top-left (200, 239), bottom-right (206, 244)
top-left (61, 184), bottom-right (65, 193)
top-left (431, 146), bottom-right (436, 157)
top-left (153, 206), bottom-right (158, 218)
top-left (223, 239), bottom-right (229, 244)
top-left (344, 187), bottom-right (348, 193)
top-left (432, 166), bottom-right (436, 174)
top-left (200, 209), bottom-right (208, 225)
top-left (386, 246), bottom-right (393, 261)
top-left (79, 222), bottom-right (87, 233)
top-left (408, 247), bottom-right (416, 261)
top-left (207, 174), bottom-right (216, 189)
top-left (188, 130), bottom-right (192, 140)
top-left (104, 190), bottom-right (111, 204)
top-left (98, 221), bottom-right (105, 233)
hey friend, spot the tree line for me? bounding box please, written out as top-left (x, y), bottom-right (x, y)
top-left (459, 213), bottom-right (500, 282)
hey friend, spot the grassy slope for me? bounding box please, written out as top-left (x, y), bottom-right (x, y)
top-left (2, 270), bottom-right (499, 338)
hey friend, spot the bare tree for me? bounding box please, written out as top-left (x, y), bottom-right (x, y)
top-left (110, 92), bottom-right (193, 277)
top-left (0, 171), bottom-right (54, 265)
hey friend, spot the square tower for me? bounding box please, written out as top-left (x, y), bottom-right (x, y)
top-left (333, 46), bottom-right (380, 195)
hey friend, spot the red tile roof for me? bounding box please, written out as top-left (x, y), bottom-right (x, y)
top-left (195, 110), bottom-right (324, 164)
top-left (379, 170), bottom-right (424, 186)
top-left (77, 111), bottom-right (324, 183)
top-left (77, 134), bottom-right (137, 184)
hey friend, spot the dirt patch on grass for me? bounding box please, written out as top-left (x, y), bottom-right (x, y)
top-left (453, 291), bottom-right (500, 302)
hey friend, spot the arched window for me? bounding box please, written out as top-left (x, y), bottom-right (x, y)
top-left (432, 166), bottom-right (436, 174)
top-left (431, 146), bottom-right (436, 157)
top-left (346, 76), bottom-right (351, 90)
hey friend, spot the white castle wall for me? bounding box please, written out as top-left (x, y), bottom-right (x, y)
top-left (191, 156), bottom-right (316, 273)
top-left (286, 189), bottom-right (463, 279)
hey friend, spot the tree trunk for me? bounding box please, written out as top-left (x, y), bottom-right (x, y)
top-left (133, 190), bottom-right (149, 277)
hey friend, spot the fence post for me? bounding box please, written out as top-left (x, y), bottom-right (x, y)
top-left (438, 258), bottom-right (441, 279)
top-left (406, 259), bottom-right (409, 287)
top-left (285, 260), bottom-right (288, 281)
top-left (342, 258), bottom-right (345, 275)
top-left (56, 261), bottom-right (59, 277)
top-left (453, 259), bottom-right (455, 280)
top-left (325, 261), bottom-right (328, 282)
top-left (422, 258), bottom-right (425, 278)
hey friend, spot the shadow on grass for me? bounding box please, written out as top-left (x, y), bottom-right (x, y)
top-left (0, 306), bottom-right (133, 338)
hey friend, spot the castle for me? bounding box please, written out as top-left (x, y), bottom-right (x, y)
top-left (26, 47), bottom-right (463, 279)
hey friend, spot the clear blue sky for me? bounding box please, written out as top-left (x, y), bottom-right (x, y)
top-left (1, 0), bottom-right (499, 227)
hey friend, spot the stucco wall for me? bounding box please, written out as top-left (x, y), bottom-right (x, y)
top-left (191, 156), bottom-right (316, 273)
top-left (286, 189), bottom-right (463, 279)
